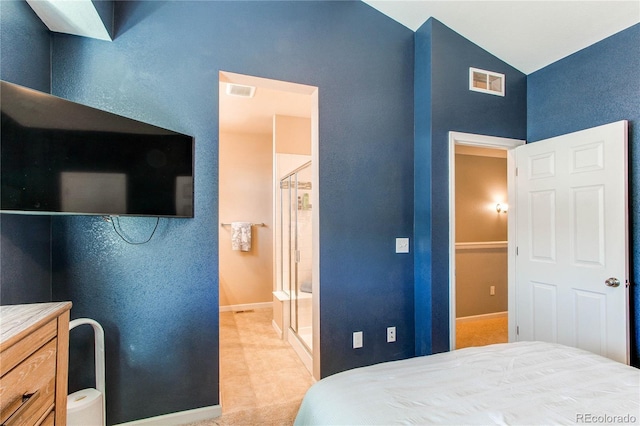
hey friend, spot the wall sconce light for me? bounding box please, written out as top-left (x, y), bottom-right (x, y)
top-left (496, 203), bottom-right (508, 213)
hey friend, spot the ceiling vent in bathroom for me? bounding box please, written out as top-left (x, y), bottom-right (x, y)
top-left (226, 83), bottom-right (256, 98)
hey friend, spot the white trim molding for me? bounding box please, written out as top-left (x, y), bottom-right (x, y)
top-left (456, 311), bottom-right (508, 323)
top-left (114, 405), bottom-right (221, 426)
top-left (219, 301), bottom-right (272, 313)
top-left (272, 319), bottom-right (283, 337)
top-left (455, 241), bottom-right (508, 250)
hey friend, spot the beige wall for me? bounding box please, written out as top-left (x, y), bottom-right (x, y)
top-left (456, 248), bottom-right (508, 317)
top-left (219, 132), bottom-right (273, 307)
top-left (274, 115), bottom-right (311, 155)
top-left (455, 154), bottom-right (507, 242)
top-left (455, 154), bottom-right (508, 317)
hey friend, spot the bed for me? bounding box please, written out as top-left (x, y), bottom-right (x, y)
top-left (294, 341), bottom-right (640, 425)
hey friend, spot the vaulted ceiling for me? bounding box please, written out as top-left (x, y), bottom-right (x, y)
top-left (31, 1), bottom-right (640, 75)
top-left (363, 1), bottom-right (639, 74)
top-left (27, 0), bottom-right (640, 134)
top-left (222, 1), bottom-right (639, 134)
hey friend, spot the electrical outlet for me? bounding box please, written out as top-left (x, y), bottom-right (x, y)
top-left (387, 326), bottom-right (396, 343)
top-left (353, 331), bottom-right (363, 349)
top-left (490, 285), bottom-right (495, 296)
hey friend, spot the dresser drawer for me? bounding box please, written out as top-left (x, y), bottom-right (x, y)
top-left (0, 339), bottom-right (57, 425)
top-left (38, 410), bottom-right (55, 426)
top-left (0, 319), bottom-right (57, 377)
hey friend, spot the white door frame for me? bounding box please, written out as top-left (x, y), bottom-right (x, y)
top-left (448, 132), bottom-right (525, 350)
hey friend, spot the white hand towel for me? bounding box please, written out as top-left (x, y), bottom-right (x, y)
top-left (231, 222), bottom-right (252, 252)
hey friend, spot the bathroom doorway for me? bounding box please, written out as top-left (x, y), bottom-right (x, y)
top-left (218, 71), bottom-right (320, 386)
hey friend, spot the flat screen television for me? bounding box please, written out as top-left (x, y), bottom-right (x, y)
top-left (1, 80), bottom-right (194, 217)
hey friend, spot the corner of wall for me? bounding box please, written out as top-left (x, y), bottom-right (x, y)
top-left (413, 18), bottom-right (434, 357)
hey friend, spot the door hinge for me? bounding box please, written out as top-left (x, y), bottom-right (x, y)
top-left (516, 325), bottom-right (519, 335)
top-left (516, 246), bottom-right (519, 255)
top-left (515, 167), bottom-right (519, 177)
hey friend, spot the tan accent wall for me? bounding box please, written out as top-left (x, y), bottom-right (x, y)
top-left (455, 154), bottom-right (508, 317)
top-left (219, 132), bottom-right (273, 307)
top-left (456, 248), bottom-right (508, 317)
top-left (274, 115), bottom-right (311, 155)
top-left (455, 154), bottom-right (508, 242)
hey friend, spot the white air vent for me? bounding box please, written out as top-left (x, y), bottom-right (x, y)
top-left (469, 67), bottom-right (505, 97)
top-left (226, 83), bottom-right (256, 98)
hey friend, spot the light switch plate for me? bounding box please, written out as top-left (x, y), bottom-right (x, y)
top-left (353, 331), bottom-right (363, 349)
top-left (396, 238), bottom-right (409, 253)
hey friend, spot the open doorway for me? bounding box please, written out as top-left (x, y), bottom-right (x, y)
top-left (218, 71), bottom-right (320, 415)
top-left (448, 132), bottom-right (525, 350)
top-left (454, 145), bottom-right (509, 348)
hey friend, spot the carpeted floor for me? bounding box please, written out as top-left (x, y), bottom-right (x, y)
top-left (456, 315), bottom-right (508, 349)
top-left (186, 308), bottom-right (312, 426)
top-left (186, 400), bottom-right (302, 426)
top-left (187, 311), bottom-right (506, 425)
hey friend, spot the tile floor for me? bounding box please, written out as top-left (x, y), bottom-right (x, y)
top-left (219, 308), bottom-right (315, 414)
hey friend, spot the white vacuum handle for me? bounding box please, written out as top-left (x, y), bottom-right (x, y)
top-left (70, 318), bottom-right (106, 425)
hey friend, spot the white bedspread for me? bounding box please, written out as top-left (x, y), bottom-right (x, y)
top-left (295, 341), bottom-right (640, 425)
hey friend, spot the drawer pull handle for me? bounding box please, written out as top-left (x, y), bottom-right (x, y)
top-left (2, 390), bottom-right (40, 426)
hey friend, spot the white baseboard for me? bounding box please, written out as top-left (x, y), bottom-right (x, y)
top-left (456, 311), bottom-right (507, 323)
top-left (272, 319), bottom-right (283, 338)
top-left (287, 332), bottom-right (313, 375)
top-left (114, 405), bottom-right (221, 426)
top-left (219, 301), bottom-right (272, 312)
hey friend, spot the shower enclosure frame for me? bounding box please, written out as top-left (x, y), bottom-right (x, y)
top-left (279, 161), bottom-right (313, 356)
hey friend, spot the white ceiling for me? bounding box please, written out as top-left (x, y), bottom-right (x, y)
top-left (219, 83), bottom-right (313, 135)
top-left (219, 72), bottom-right (314, 135)
top-left (363, 0), bottom-right (640, 74)
top-left (26, 0), bottom-right (111, 41)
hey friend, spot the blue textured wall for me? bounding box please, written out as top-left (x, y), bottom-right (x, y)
top-left (414, 19), bottom-right (434, 356)
top-left (0, 0), bottom-right (52, 306)
top-left (528, 23), bottom-right (640, 366)
top-left (6, 3), bottom-right (634, 425)
top-left (414, 19), bottom-right (527, 355)
top-left (49, 1), bottom-right (414, 423)
top-left (1, 215), bottom-right (52, 304)
top-left (0, 0), bottom-right (50, 91)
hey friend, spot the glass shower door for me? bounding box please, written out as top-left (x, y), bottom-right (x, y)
top-left (279, 161), bottom-right (313, 353)
top-left (293, 165), bottom-right (313, 351)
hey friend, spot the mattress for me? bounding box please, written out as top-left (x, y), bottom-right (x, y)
top-left (295, 341), bottom-right (640, 425)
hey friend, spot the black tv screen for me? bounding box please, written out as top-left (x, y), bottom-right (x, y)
top-left (1, 81), bottom-right (194, 217)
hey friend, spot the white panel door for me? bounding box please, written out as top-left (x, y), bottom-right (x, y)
top-left (515, 120), bottom-right (629, 364)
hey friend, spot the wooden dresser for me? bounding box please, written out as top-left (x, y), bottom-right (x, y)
top-left (0, 302), bottom-right (72, 426)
